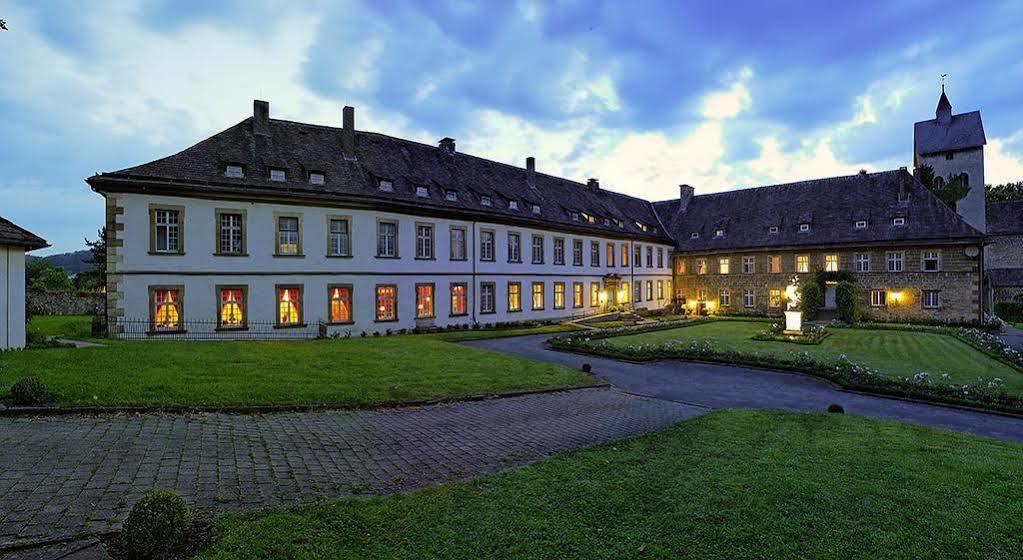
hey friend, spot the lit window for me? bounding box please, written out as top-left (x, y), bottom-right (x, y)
top-left (532, 282), bottom-right (545, 310)
top-left (328, 218), bottom-right (351, 257)
top-left (573, 283), bottom-right (583, 308)
top-left (554, 238), bottom-right (565, 265)
top-left (696, 259), bottom-right (707, 275)
top-left (480, 230), bottom-right (495, 261)
top-left (450, 227), bottom-right (467, 261)
top-left (633, 280), bottom-right (641, 303)
top-left (825, 254), bottom-right (839, 272)
top-left (799, 223), bottom-right (810, 233)
top-left (329, 286), bottom-right (352, 323)
top-left (678, 259), bottom-right (686, 275)
top-left (309, 172), bottom-right (325, 185)
top-left (719, 289), bottom-right (731, 307)
top-left (923, 290), bottom-right (941, 309)
top-left (715, 229), bottom-right (725, 238)
top-left (416, 284), bottom-right (434, 318)
top-left (153, 208), bottom-right (181, 253)
top-left (590, 283), bottom-right (600, 307)
top-left (590, 241), bottom-right (600, 266)
top-left (697, 289), bottom-right (708, 302)
top-left (450, 283), bottom-right (467, 316)
top-left (219, 287), bottom-right (245, 329)
top-left (277, 286), bottom-right (302, 326)
top-left (646, 281), bottom-right (653, 301)
top-left (743, 289), bottom-right (755, 308)
top-left (657, 280), bottom-right (664, 300)
top-left (607, 243), bottom-right (615, 267)
top-left (508, 232), bottom-right (522, 262)
top-left (769, 289), bottom-right (782, 308)
top-left (269, 168), bottom-right (286, 182)
top-left (416, 186), bottom-right (429, 198)
top-left (378, 179), bottom-right (394, 192)
top-left (152, 288), bottom-right (181, 331)
top-left (769, 256), bottom-right (781, 274)
top-left (887, 251), bottom-right (904, 273)
top-left (532, 235), bottom-right (545, 264)
top-left (922, 251), bottom-right (940, 272)
top-left (225, 165), bottom-right (244, 178)
top-left (691, 232), bottom-right (700, 239)
top-left (415, 223), bottom-right (434, 259)
top-left (445, 190), bottom-right (458, 201)
top-left (573, 239), bottom-right (583, 266)
top-left (769, 226), bottom-right (779, 234)
top-left (376, 285), bottom-right (397, 321)
top-left (796, 255), bottom-right (810, 273)
top-left (893, 217), bottom-right (906, 226)
top-left (509, 200), bottom-right (519, 210)
top-left (719, 257), bottom-right (730, 275)
top-left (855, 253), bottom-right (870, 272)
top-left (855, 220), bottom-right (867, 229)
top-left (508, 283), bottom-right (522, 312)
top-left (276, 216), bottom-right (300, 255)
top-left (377, 221), bottom-right (398, 257)
top-left (871, 290), bottom-right (887, 307)
top-left (532, 204), bottom-right (541, 215)
top-left (742, 256), bottom-right (754, 274)
top-left (621, 245), bottom-right (629, 267)
top-left (481, 195), bottom-right (492, 207)
top-left (218, 212), bottom-right (243, 255)
top-left (480, 283), bottom-right (496, 314)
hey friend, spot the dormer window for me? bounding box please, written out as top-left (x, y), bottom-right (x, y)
top-left (854, 220), bottom-right (867, 229)
top-left (618, 220), bottom-right (624, 229)
top-left (481, 195), bottom-right (492, 207)
top-left (269, 168), bottom-right (286, 182)
top-left (532, 204), bottom-right (541, 215)
top-left (509, 200), bottom-right (518, 210)
top-left (691, 232), bottom-right (700, 239)
top-left (768, 226), bottom-right (779, 234)
top-left (571, 212), bottom-right (580, 222)
top-left (416, 186), bottom-right (429, 198)
top-left (378, 179), bottom-right (394, 192)
top-left (603, 218), bottom-right (610, 226)
top-left (893, 217), bottom-right (906, 226)
top-left (225, 165), bottom-right (244, 178)
top-left (799, 223), bottom-right (810, 233)
top-left (309, 172), bottom-right (325, 185)
top-left (445, 190), bottom-right (458, 201)
top-left (715, 229), bottom-right (725, 238)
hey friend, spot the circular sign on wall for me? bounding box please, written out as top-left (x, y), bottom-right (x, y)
top-left (964, 246), bottom-right (980, 258)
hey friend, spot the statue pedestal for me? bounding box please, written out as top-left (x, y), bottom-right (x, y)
top-left (783, 310), bottom-right (803, 335)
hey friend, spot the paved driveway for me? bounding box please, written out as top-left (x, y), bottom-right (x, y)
top-left (465, 334), bottom-right (1023, 443)
top-left (0, 389), bottom-right (698, 550)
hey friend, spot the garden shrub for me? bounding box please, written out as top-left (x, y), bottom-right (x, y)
top-left (827, 404), bottom-right (845, 414)
top-left (581, 363), bottom-right (592, 373)
top-left (121, 489), bottom-right (190, 559)
top-left (995, 301), bottom-right (1023, 323)
top-left (835, 281), bottom-right (859, 323)
top-left (10, 377), bottom-right (51, 406)
top-left (801, 280), bottom-right (824, 320)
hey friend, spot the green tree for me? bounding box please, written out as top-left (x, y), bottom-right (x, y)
top-left (800, 279), bottom-right (824, 320)
top-left (986, 182), bottom-right (1023, 202)
top-left (74, 227), bottom-right (107, 291)
top-left (915, 164), bottom-right (970, 209)
top-left (26, 259), bottom-right (72, 292)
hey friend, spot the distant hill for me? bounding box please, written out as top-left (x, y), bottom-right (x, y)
top-left (29, 249), bottom-right (93, 275)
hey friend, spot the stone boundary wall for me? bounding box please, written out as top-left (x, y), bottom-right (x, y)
top-left (27, 291), bottom-right (104, 316)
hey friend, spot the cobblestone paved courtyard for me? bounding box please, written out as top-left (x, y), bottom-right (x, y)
top-left (0, 388), bottom-right (701, 549)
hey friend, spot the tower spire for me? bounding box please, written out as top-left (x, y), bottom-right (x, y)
top-left (935, 78), bottom-right (952, 124)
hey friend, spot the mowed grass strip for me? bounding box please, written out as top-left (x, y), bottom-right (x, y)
top-left (2, 318), bottom-right (590, 408)
top-left (197, 410), bottom-right (1023, 560)
top-left (604, 320), bottom-right (1022, 391)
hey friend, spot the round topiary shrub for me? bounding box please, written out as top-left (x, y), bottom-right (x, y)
top-left (835, 281), bottom-right (860, 323)
top-left (800, 280), bottom-right (824, 320)
top-left (10, 377), bottom-right (50, 406)
top-left (827, 403), bottom-right (845, 414)
top-left (121, 489), bottom-right (190, 559)
top-left (581, 363), bottom-right (592, 373)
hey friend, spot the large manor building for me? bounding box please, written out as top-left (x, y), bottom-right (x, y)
top-left (87, 91), bottom-right (1021, 337)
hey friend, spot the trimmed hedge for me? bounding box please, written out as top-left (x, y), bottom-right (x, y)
top-left (801, 280), bottom-right (823, 320)
top-left (835, 281), bottom-right (859, 323)
top-left (995, 301), bottom-right (1023, 323)
top-left (122, 490), bottom-right (190, 559)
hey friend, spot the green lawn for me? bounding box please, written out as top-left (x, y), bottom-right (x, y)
top-left (197, 410), bottom-right (1023, 559)
top-left (430, 323), bottom-right (583, 342)
top-left (1, 318), bottom-right (590, 408)
top-left (604, 320), bottom-right (1022, 392)
top-left (26, 314), bottom-right (95, 341)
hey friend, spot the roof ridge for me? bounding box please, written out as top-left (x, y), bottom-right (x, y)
top-left (682, 169), bottom-right (900, 200)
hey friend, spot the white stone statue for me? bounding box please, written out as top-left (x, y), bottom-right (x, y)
top-left (785, 276), bottom-right (801, 310)
top-left (783, 276), bottom-right (803, 334)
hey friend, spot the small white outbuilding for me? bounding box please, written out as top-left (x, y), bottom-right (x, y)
top-left (1, 216), bottom-right (48, 350)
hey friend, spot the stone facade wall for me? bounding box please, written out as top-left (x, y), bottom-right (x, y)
top-left (986, 233), bottom-right (1023, 269)
top-left (27, 291), bottom-right (104, 316)
top-left (673, 243), bottom-right (982, 323)
top-left (993, 287), bottom-right (1023, 303)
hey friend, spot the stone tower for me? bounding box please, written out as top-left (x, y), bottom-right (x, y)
top-left (913, 87), bottom-right (987, 232)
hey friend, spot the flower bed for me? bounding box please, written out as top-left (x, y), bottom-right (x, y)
top-left (752, 324), bottom-right (829, 345)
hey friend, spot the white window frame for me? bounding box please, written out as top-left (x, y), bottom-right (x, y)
top-left (219, 213), bottom-right (243, 255)
top-left (923, 290), bottom-right (941, 309)
top-left (480, 283), bottom-right (496, 314)
top-left (795, 255), bottom-right (810, 274)
top-left (415, 224), bottom-right (434, 259)
top-left (921, 251), bottom-right (940, 272)
top-left (532, 235), bottom-right (544, 264)
top-left (309, 172), bottom-right (325, 185)
top-left (416, 186), bottom-right (429, 198)
top-left (328, 218), bottom-right (351, 257)
top-left (742, 256), bottom-right (755, 274)
top-left (377, 221), bottom-right (398, 258)
top-left (799, 223), bottom-right (810, 233)
top-left (553, 238), bottom-right (565, 265)
top-left (480, 230), bottom-right (495, 262)
top-left (573, 239), bottom-right (584, 266)
top-left (154, 209), bottom-right (180, 253)
top-left (854, 253), bottom-right (870, 273)
top-left (269, 168), bottom-right (286, 182)
top-left (449, 227), bottom-right (467, 261)
top-left (871, 289), bottom-right (887, 307)
top-left (508, 232), bottom-right (522, 263)
top-left (854, 220), bottom-right (867, 229)
top-left (719, 289), bottom-right (731, 307)
top-left (887, 251), bottom-right (904, 273)
top-left (743, 289), bottom-right (755, 308)
top-left (893, 217), bottom-right (906, 227)
top-left (225, 164), bottom-right (244, 178)
top-left (824, 254), bottom-right (839, 272)
top-left (378, 179), bottom-right (394, 192)
top-left (718, 257), bottom-right (730, 275)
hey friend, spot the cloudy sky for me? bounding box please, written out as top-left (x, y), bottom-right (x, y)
top-left (3, 0), bottom-right (1023, 254)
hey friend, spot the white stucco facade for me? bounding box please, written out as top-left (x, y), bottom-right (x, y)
top-left (1, 244), bottom-right (27, 350)
top-left (109, 193), bottom-right (674, 337)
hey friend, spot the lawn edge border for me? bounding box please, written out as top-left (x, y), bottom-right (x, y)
top-left (0, 382), bottom-right (610, 417)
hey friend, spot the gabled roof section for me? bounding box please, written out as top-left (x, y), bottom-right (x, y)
top-left (914, 110), bottom-right (986, 155)
top-left (89, 113), bottom-right (671, 242)
top-left (0, 216), bottom-right (48, 251)
top-left (987, 200), bottom-right (1023, 235)
top-left (652, 170), bottom-right (982, 254)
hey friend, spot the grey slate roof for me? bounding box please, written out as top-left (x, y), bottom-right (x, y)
top-left (987, 268), bottom-right (1023, 288)
top-left (0, 216), bottom-right (48, 251)
top-left (914, 110), bottom-right (986, 155)
top-left (651, 170), bottom-right (982, 254)
top-left (987, 200), bottom-right (1023, 235)
top-left (90, 117), bottom-right (671, 243)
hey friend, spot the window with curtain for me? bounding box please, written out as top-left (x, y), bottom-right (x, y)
top-left (376, 285), bottom-right (397, 321)
top-left (450, 284), bottom-right (467, 315)
top-left (416, 284), bottom-right (434, 318)
top-left (277, 287), bottom-right (302, 326)
top-left (154, 209), bottom-right (180, 253)
top-left (277, 217), bottom-right (300, 255)
top-left (329, 219), bottom-right (351, 256)
top-left (219, 288), bottom-right (245, 329)
top-left (153, 288), bottom-right (181, 331)
top-left (329, 286), bottom-right (352, 323)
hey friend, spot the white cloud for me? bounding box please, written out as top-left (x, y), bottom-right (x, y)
top-left (987, 133), bottom-right (1023, 185)
top-left (701, 68), bottom-right (752, 120)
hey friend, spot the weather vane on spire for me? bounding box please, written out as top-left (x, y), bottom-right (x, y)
top-left (941, 73), bottom-right (948, 92)
top-left (0, 18), bottom-right (8, 31)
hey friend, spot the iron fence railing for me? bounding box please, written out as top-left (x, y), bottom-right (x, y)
top-left (113, 318), bottom-right (324, 341)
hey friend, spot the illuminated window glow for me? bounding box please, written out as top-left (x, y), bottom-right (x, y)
top-left (277, 287), bottom-right (302, 326)
top-left (329, 286), bottom-right (352, 323)
top-left (376, 285), bottom-right (397, 321)
top-left (508, 283), bottom-right (521, 312)
top-left (573, 283), bottom-right (583, 308)
top-left (450, 284), bottom-right (467, 316)
top-left (825, 254), bottom-right (839, 272)
top-left (554, 282), bottom-right (565, 309)
top-left (532, 282), bottom-right (545, 310)
top-left (769, 289), bottom-right (783, 308)
top-left (796, 255), bottom-right (809, 273)
top-left (416, 284), bottom-right (434, 318)
top-left (219, 288), bottom-right (245, 329)
top-left (153, 289), bottom-right (180, 331)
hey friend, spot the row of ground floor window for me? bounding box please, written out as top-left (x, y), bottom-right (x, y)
top-left (134, 277), bottom-right (674, 334)
top-left (684, 286), bottom-right (943, 311)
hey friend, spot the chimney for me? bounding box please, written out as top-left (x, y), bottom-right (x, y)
top-left (253, 100), bottom-right (270, 136)
top-left (342, 106), bottom-right (355, 158)
top-left (587, 178), bottom-right (600, 191)
top-left (898, 173), bottom-right (910, 203)
top-left (526, 157), bottom-right (536, 187)
top-left (439, 137), bottom-right (456, 154)
top-left (678, 184), bottom-right (695, 213)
